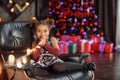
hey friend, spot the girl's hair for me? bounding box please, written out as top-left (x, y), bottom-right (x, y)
top-left (34, 19), bottom-right (54, 30)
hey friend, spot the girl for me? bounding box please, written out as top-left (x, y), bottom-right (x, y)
top-left (29, 19), bottom-right (96, 77)
top-left (31, 19), bottom-right (64, 67)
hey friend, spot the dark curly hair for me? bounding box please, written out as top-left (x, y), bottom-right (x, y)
top-left (34, 19), bottom-right (54, 30)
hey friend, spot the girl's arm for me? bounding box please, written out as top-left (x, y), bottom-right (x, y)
top-left (31, 41), bottom-right (41, 60)
top-left (43, 37), bottom-right (60, 56)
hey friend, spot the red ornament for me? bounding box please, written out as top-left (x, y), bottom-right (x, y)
top-left (89, 23), bottom-right (93, 27)
top-left (56, 5), bottom-right (61, 9)
top-left (59, 14), bottom-right (63, 18)
top-left (55, 20), bottom-right (59, 24)
top-left (73, 23), bottom-right (77, 27)
top-left (48, 8), bottom-right (51, 11)
top-left (100, 32), bottom-right (104, 36)
top-left (88, 17), bottom-right (93, 20)
top-left (80, 28), bottom-right (84, 33)
top-left (77, 3), bottom-right (80, 7)
top-left (94, 22), bottom-right (98, 26)
top-left (77, 0), bottom-right (80, 2)
top-left (56, 11), bottom-right (60, 14)
top-left (81, 22), bottom-right (85, 26)
top-left (89, 1), bottom-right (94, 5)
top-left (77, 8), bottom-right (80, 11)
top-left (56, 32), bottom-right (60, 36)
top-left (98, 25), bottom-right (102, 28)
top-left (64, 16), bottom-right (67, 19)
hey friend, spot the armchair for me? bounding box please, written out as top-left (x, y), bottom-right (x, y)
top-left (0, 21), bottom-right (95, 80)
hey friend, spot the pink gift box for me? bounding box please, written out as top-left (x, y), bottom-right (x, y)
top-left (58, 41), bottom-right (72, 54)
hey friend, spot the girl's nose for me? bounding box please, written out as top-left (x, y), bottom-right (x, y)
top-left (41, 32), bottom-right (45, 36)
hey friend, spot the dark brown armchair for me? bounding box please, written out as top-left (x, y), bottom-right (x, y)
top-left (0, 21), bottom-right (95, 80)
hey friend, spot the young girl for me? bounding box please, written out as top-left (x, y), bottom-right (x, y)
top-left (30, 19), bottom-right (64, 67)
top-left (29, 19), bottom-right (96, 77)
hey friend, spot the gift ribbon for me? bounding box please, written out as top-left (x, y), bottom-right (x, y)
top-left (99, 42), bottom-right (106, 53)
top-left (69, 43), bottom-right (77, 54)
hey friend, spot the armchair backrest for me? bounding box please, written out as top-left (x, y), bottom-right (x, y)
top-left (0, 21), bottom-right (33, 51)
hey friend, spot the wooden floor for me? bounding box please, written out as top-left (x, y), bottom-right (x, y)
top-left (1, 52), bottom-right (120, 80)
top-left (88, 52), bottom-right (120, 80)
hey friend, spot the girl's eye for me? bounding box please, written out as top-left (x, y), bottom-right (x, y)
top-left (37, 30), bottom-right (41, 33)
top-left (44, 30), bottom-right (47, 32)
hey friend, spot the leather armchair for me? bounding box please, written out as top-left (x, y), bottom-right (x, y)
top-left (0, 21), bottom-right (95, 80)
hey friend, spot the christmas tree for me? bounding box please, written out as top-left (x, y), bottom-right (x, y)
top-left (48, 0), bottom-right (104, 39)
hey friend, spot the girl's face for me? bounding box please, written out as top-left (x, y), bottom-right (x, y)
top-left (35, 24), bottom-right (50, 40)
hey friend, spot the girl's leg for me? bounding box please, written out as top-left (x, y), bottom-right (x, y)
top-left (52, 62), bottom-right (83, 72)
top-left (58, 53), bottom-right (89, 63)
top-left (52, 62), bottom-right (96, 72)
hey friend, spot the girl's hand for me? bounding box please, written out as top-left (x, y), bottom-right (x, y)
top-left (39, 36), bottom-right (47, 46)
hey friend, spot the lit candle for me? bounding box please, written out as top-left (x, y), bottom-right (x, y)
top-left (8, 54), bottom-right (15, 66)
top-left (16, 59), bottom-right (22, 68)
top-left (26, 48), bottom-right (31, 56)
top-left (22, 56), bottom-right (27, 64)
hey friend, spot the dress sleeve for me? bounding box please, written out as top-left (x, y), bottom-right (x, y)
top-left (43, 44), bottom-right (60, 56)
top-left (31, 41), bottom-right (41, 60)
top-left (31, 48), bottom-right (41, 60)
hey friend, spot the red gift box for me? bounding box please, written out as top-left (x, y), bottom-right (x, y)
top-left (90, 34), bottom-right (103, 43)
top-left (77, 39), bottom-right (92, 53)
top-left (91, 43), bottom-right (98, 52)
top-left (94, 37), bottom-right (101, 43)
top-left (60, 35), bottom-right (69, 41)
top-left (104, 43), bottom-right (114, 53)
top-left (91, 42), bottom-right (106, 53)
top-left (69, 35), bottom-right (80, 43)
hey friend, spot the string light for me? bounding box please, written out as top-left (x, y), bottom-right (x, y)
top-left (10, 7), bottom-right (15, 12)
top-left (9, 0), bottom-right (13, 4)
top-left (25, 2), bottom-right (30, 6)
top-left (0, 17), bottom-right (4, 22)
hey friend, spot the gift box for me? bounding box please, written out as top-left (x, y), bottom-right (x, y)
top-left (90, 34), bottom-right (104, 43)
top-left (69, 43), bottom-right (77, 54)
top-left (58, 41), bottom-right (72, 54)
top-left (91, 42), bottom-right (106, 53)
top-left (58, 41), bottom-right (68, 54)
top-left (77, 39), bottom-right (92, 53)
top-left (104, 43), bottom-right (114, 53)
top-left (69, 35), bottom-right (81, 43)
top-left (60, 35), bottom-right (69, 41)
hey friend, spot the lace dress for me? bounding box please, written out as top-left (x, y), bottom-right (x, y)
top-left (30, 39), bottom-right (64, 67)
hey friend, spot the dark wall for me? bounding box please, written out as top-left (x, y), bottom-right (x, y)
top-left (0, 0), bottom-right (35, 21)
top-left (0, 0), bottom-right (50, 21)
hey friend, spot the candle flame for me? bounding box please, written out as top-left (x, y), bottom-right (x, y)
top-left (16, 59), bottom-right (22, 68)
top-left (22, 56), bottom-right (27, 64)
top-left (27, 48), bottom-right (32, 56)
top-left (8, 54), bottom-right (15, 65)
